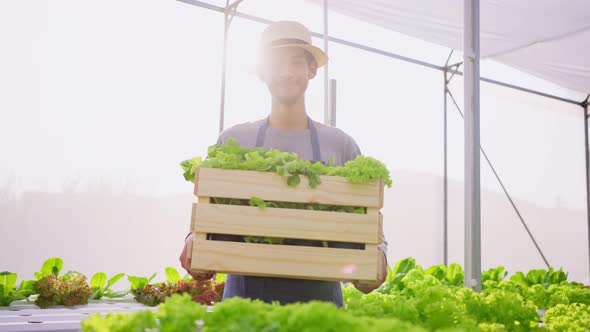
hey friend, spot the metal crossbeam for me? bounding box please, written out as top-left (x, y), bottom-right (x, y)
top-left (177, 0), bottom-right (585, 106)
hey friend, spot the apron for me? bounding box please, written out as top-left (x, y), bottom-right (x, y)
top-left (221, 117), bottom-right (345, 307)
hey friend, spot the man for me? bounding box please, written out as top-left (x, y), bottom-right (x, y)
top-left (179, 21), bottom-right (387, 307)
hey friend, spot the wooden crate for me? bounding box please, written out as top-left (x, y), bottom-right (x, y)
top-left (188, 167), bottom-right (384, 283)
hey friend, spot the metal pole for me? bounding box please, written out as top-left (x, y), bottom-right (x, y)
top-left (464, 0), bottom-right (481, 291)
top-left (218, 4), bottom-right (230, 133)
top-left (442, 50), bottom-right (453, 267)
top-left (323, 0), bottom-right (330, 125)
top-left (584, 100), bottom-right (590, 281)
top-left (330, 79), bottom-right (337, 127)
top-left (443, 69), bottom-right (449, 267)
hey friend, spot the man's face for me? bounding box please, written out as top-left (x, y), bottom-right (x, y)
top-left (258, 47), bottom-right (318, 105)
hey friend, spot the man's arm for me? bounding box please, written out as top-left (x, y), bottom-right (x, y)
top-left (379, 229), bottom-right (389, 267)
top-left (183, 134), bottom-right (225, 241)
top-left (179, 233), bottom-right (215, 281)
top-left (347, 136), bottom-right (390, 268)
top-left (352, 220), bottom-right (388, 294)
top-left (347, 136), bottom-right (388, 293)
top-left (179, 134), bottom-right (226, 280)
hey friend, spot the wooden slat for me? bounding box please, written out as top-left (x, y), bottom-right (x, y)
top-left (364, 208), bottom-right (383, 283)
top-left (190, 232), bottom-right (212, 274)
top-left (190, 202), bottom-right (198, 234)
top-left (192, 196), bottom-right (210, 231)
top-left (189, 196), bottom-right (212, 274)
top-left (194, 167), bottom-right (382, 208)
top-left (192, 203), bottom-right (379, 244)
top-left (191, 240), bottom-right (378, 283)
top-left (379, 181), bottom-right (385, 209)
top-left (364, 244), bottom-right (379, 283)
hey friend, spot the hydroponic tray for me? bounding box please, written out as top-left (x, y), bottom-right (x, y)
top-left (0, 298), bottom-right (156, 332)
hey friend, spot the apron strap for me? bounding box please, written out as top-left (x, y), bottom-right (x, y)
top-left (255, 118), bottom-right (268, 148)
top-left (256, 116), bottom-right (322, 163)
top-left (308, 117), bottom-right (322, 163)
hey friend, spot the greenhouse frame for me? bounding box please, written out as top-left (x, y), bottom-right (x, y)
top-left (177, 0), bottom-right (590, 286)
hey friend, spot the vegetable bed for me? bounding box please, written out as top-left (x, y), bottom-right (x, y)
top-left (3, 257), bottom-right (589, 331)
top-left (4, 142), bottom-right (588, 330)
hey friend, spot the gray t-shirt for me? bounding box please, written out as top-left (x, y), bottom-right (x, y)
top-left (214, 117), bottom-right (383, 306)
top-left (217, 118), bottom-right (361, 166)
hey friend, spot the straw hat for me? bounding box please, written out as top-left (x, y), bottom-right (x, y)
top-left (255, 21), bottom-right (328, 70)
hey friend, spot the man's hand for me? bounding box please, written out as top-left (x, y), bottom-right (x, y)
top-left (352, 249), bottom-right (387, 294)
top-left (179, 233), bottom-right (215, 281)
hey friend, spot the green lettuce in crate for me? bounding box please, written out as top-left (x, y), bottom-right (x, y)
top-left (180, 138), bottom-right (392, 188)
top-left (181, 139), bottom-right (392, 245)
